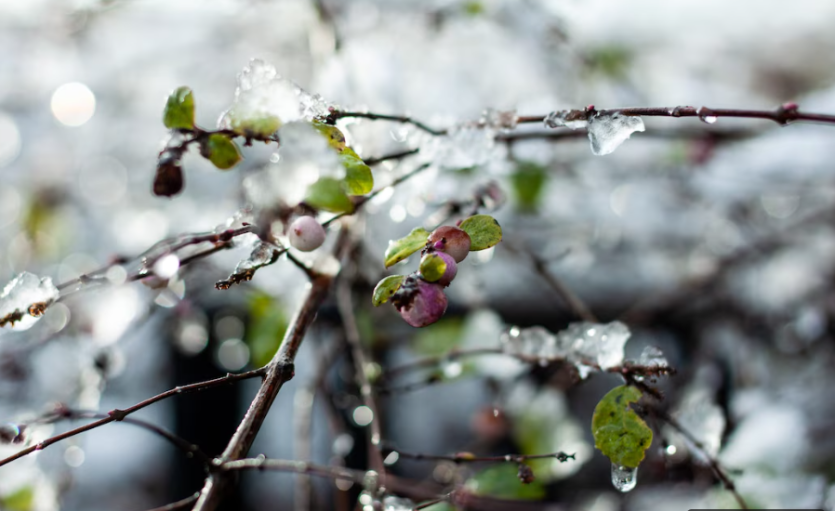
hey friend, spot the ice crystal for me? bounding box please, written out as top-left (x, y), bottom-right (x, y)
top-left (587, 113), bottom-right (645, 155)
top-left (0, 272), bottom-right (60, 330)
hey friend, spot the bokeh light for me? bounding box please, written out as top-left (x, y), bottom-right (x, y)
top-left (50, 82), bottom-right (96, 127)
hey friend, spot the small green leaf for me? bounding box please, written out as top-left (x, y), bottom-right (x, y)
top-left (372, 275), bottom-right (405, 306)
top-left (459, 214), bottom-right (502, 251)
top-left (510, 161), bottom-right (547, 212)
top-left (202, 134), bottom-right (242, 170)
top-left (1, 486), bottom-right (34, 511)
top-left (419, 253), bottom-right (447, 282)
top-left (591, 385), bottom-right (653, 468)
top-left (340, 147), bottom-right (374, 195)
top-left (466, 464), bottom-right (545, 500)
top-left (246, 292), bottom-right (288, 367)
top-left (163, 86), bottom-right (195, 130)
top-left (384, 227), bottom-right (430, 268)
top-left (312, 121), bottom-right (347, 152)
top-left (305, 177), bottom-right (354, 213)
top-left (230, 115), bottom-right (281, 138)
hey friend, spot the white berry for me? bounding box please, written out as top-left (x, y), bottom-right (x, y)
top-left (288, 216), bottom-right (326, 252)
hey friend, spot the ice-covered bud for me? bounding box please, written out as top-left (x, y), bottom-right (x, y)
top-left (427, 226), bottom-right (471, 263)
top-left (419, 251), bottom-right (457, 287)
top-left (288, 216), bottom-right (326, 252)
top-left (391, 275), bottom-right (448, 328)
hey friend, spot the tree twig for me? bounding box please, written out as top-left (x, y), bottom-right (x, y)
top-left (0, 368), bottom-right (266, 468)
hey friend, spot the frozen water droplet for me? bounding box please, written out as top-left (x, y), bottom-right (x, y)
top-left (697, 107), bottom-right (718, 124)
top-left (234, 241), bottom-right (282, 273)
top-left (442, 360), bottom-right (463, 378)
top-left (0, 272), bottom-right (60, 330)
top-left (557, 321), bottom-right (631, 371)
top-left (544, 110), bottom-right (588, 130)
top-left (501, 325), bottom-right (559, 359)
top-left (383, 495), bottom-right (415, 511)
top-left (587, 113), bottom-right (645, 155)
top-left (611, 463), bottom-right (637, 492)
top-left (637, 345), bottom-right (668, 367)
top-left (504, 455), bottom-right (513, 461)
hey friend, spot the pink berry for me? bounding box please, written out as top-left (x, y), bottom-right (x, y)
top-left (288, 216), bottom-right (326, 252)
top-left (392, 275), bottom-right (448, 328)
top-left (427, 226), bottom-right (471, 263)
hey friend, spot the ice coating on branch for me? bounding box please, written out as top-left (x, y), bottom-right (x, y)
top-left (243, 122), bottom-right (343, 207)
top-left (0, 272), bottom-right (60, 330)
top-left (544, 110), bottom-right (589, 130)
top-left (234, 241), bottom-right (282, 273)
top-left (482, 108), bottom-right (519, 131)
top-left (502, 321), bottom-right (631, 377)
top-left (637, 345), bottom-right (668, 367)
top-left (383, 496), bottom-right (416, 511)
top-left (428, 125), bottom-right (497, 169)
top-left (218, 59), bottom-right (329, 133)
top-left (611, 463), bottom-right (638, 492)
top-left (587, 113), bottom-right (645, 155)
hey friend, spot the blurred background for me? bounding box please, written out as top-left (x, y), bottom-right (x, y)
top-left (2, 0), bottom-right (835, 509)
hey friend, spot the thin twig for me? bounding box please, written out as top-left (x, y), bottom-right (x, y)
top-left (390, 448), bottom-right (575, 465)
top-left (142, 493), bottom-right (199, 511)
top-left (364, 148), bottom-right (421, 166)
top-left (336, 276), bottom-right (386, 474)
top-left (0, 368), bottom-right (266, 468)
top-left (658, 411), bottom-right (749, 509)
top-left (328, 110), bottom-right (446, 136)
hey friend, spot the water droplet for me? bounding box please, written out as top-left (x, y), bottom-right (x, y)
top-left (701, 116), bottom-right (717, 124)
top-left (611, 463), bottom-right (637, 492)
top-left (504, 455), bottom-right (513, 462)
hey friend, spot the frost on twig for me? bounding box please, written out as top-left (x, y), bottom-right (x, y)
top-left (0, 272), bottom-right (60, 330)
top-left (215, 241), bottom-right (285, 290)
top-left (544, 109), bottom-right (645, 155)
top-left (501, 321), bottom-right (631, 378)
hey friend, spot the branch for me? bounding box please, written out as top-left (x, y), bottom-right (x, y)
top-left (191, 266), bottom-right (339, 511)
top-left (142, 493), bottom-right (199, 511)
top-left (388, 447), bottom-right (575, 465)
top-left (518, 102), bottom-right (835, 127)
top-left (0, 368), bottom-right (266, 468)
top-left (327, 110), bottom-right (446, 136)
top-left (657, 410), bottom-right (749, 509)
top-left (336, 276), bottom-right (386, 474)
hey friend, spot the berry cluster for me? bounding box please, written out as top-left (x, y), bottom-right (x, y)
top-left (374, 215), bottom-right (502, 327)
top-left (392, 226), bottom-right (471, 327)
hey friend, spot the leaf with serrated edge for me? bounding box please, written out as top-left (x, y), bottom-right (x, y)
top-left (372, 275), bottom-right (404, 306)
top-left (591, 385), bottom-right (652, 468)
top-left (459, 214), bottom-right (503, 251)
top-left (384, 227), bottom-right (430, 268)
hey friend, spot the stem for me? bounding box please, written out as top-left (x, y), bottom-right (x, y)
top-left (142, 493), bottom-right (199, 511)
top-left (0, 369), bottom-right (266, 468)
top-left (328, 110), bottom-right (446, 136)
top-left (191, 271), bottom-right (337, 511)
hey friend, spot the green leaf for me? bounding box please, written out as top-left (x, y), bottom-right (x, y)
top-left (246, 292), bottom-right (288, 367)
top-left (163, 86), bottom-right (195, 130)
top-left (591, 385), bottom-right (653, 468)
top-left (1, 486), bottom-right (34, 511)
top-left (202, 134), bottom-right (242, 170)
top-left (305, 177), bottom-right (354, 213)
top-left (372, 275), bottom-right (404, 306)
top-left (384, 227), bottom-right (430, 268)
top-left (459, 214), bottom-right (502, 251)
top-left (466, 464), bottom-right (545, 500)
top-left (419, 253), bottom-right (447, 282)
top-left (340, 148), bottom-right (374, 195)
top-left (510, 161), bottom-right (547, 212)
top-left (230, 115), bottom-right (281, 138)
top-left (312, 121), bottom-right (347, 152)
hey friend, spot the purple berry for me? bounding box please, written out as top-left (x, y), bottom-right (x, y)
top-left (427, 226), bottom-right (471, 263)
top-left (288, 216), bottom-right (326, 252)
top-left (420, 251), bottom-right (457, 287)
top-left (392, 275), bottom-right (448, 328)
